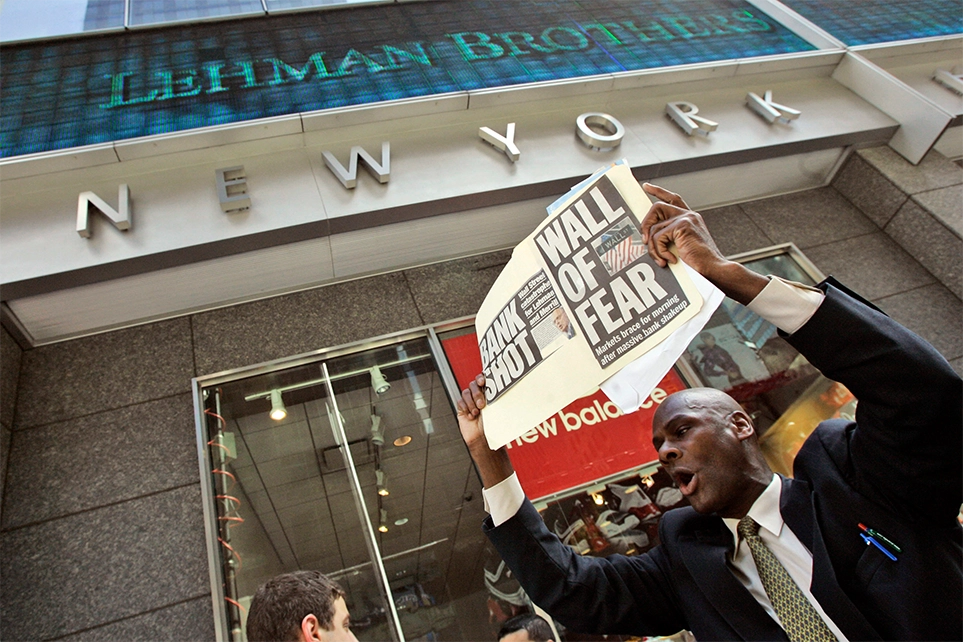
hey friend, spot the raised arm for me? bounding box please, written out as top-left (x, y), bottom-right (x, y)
top-left (456, 373), bottom-right (514, 490)
top-left (456, 375), bottom-right (686, 635)
top-left (786, 281), bottom-right (962, 521)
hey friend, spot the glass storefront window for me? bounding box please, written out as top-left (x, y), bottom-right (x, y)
top-left (679, 245), bottom-right (854, 477)
top-left (197, 334), bottom-right (499, 641)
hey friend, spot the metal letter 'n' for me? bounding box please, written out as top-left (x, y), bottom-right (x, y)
top-left (322, 142), bottom-right (391, 189)
top-left (77, 185), bottom-right (131, 238)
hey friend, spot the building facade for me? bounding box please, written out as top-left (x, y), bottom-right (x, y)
top-left (1, 1), bottom-right (961, 640)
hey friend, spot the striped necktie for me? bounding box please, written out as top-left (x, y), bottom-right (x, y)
top-left (737, 516), bottom-right (837, 642)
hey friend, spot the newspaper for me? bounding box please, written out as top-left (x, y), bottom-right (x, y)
top-left (476, 162), bottom-right (704, 450)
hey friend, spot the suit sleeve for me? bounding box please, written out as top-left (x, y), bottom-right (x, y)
top-left (483, 498), bottom-right (687, 635)
top-left (785, 281), bottom-right (963, 522)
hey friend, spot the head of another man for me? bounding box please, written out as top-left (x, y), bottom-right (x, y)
top-left (246, 570), bottom-right (357, 642)
top-left (651, 388), bottom-right (772, 519)
top-left (497, 613), bottom-right (555, 642)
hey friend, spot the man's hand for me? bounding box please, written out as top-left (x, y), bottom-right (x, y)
top-left (640, 184), bottom-right (725, 273)
top-left (456, 374), bottom-right (488, 450)
top-left (456, 374), bottom-right (514, 489)
top-left (641, 183), bottom-right (768, 305)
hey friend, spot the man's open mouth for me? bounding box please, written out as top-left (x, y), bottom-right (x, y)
top-left (674, 471), bottom-right (696, 495)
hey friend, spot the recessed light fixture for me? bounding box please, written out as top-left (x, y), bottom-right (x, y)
top-left (378, 508), bottom-right (389, 533)
top-left (269, 389), bottom-right (287, 421)
top-left (591, 492), bottom-right (605, 506)
top-left (370, 365), bottom-right (391, 395)
top-left (393, 435), bottom-right (412, 447)
top-left (394, 518), bottom-right (408, 526)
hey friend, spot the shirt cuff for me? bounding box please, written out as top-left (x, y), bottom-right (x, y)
top-left (747, 276), bottom-right (825, 334)
top-left (482, 472), bottom-right (526, 527)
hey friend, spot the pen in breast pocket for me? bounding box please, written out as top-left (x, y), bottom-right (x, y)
top-left (860, 532), bottom-right (898, 561)
top-left (858, 523), bottom-right (901, 553)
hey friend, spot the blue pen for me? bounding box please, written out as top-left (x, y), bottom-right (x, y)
top-left (861, 533), bottom-right (897, 561)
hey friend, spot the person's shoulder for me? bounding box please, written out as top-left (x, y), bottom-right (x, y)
top-left (797, 419), bottom-right (853, 464)
top-left (659, 506), bottom-right (723, 539)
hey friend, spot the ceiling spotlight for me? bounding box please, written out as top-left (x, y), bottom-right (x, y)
top-left (370, 365), bottom-right (390, 395)
top-left (376, 469), bottom-right (389, 496)
top-left (269, 389), bottom-right (287, 421)
top-left (393, 435), bottom-right (412, 447)
top-left (591, 492), bottom-right (605, 506)
top-left (378, 508), bottom-right (389, 533)
top-left (370, 413), bottom-right (385, 446)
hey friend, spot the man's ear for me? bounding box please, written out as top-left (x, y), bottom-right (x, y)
top-left (731, 410), bottom-right (755, 441)
top-left (299, 614), bottom-right (322, 642)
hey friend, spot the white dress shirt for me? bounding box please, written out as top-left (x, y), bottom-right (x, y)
top-left (481, 276), bottom-right (845, 635)
top-left (725, 474), bottom-right (848, 640)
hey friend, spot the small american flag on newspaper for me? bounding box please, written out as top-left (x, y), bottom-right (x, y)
top-left (593, 219), bottom-right (647, 276)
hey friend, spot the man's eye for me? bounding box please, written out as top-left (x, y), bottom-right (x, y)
top-left (676, 426), bottom-right (689, 437)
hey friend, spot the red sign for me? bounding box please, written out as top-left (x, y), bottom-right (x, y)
top-left (442, 332), bottom-right (687, 499)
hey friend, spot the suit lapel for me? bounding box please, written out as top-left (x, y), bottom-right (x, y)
top-left (780, 477), bottom-right (882, 641)
top-left (679, 518), bottom-right (788, 641)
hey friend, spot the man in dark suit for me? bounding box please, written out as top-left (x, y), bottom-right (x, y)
top-left (456, 184), bottom-right (962, 641)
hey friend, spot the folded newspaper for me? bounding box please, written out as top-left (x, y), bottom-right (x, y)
top-left (476, 162), bottom-right (720, 450)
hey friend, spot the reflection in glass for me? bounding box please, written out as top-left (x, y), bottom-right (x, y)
top-left (84, 0), bottom-right (125, 30)
top-left (129, 0), bottom-right (262, 25)
top-left (202, 336), bottom-right (503, 640)
top-left (680, 251), bottom-right (852, 477)
top-left (266, 0), bottom-right (383, 10)
top-left (0, 0), bottom-right (119, 42)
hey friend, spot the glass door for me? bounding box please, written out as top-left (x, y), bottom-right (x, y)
top-left (201, 351), bottom-right (403, 641)
top-left (198, 332), bottom-right (501, 641)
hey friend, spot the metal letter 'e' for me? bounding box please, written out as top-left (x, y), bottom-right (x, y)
top-left (215, 166), bottom-right (252, 212)
top-left (576, 113), bottom-right (625, 151)
top-left (666, 102), bottom-right (718, 137)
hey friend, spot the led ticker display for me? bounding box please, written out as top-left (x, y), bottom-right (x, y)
top-left (781, 0), bottom-right (962, 45)
top-left (1, 0), bottom-right (822, 158)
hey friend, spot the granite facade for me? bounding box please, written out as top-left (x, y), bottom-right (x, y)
top-left (2, 147), bottom-right (960, 639)
top-left (0, 325), bottom-right (20, 431)
top-left (2, 394), bottom-right (200, 529)
top-left (833, 148), bottom-right (963, 299)
top-left (0, 325), bottom-right (22, 521)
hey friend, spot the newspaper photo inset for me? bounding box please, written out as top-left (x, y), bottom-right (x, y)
top-left (593, 218), bottom-right (647, 276)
